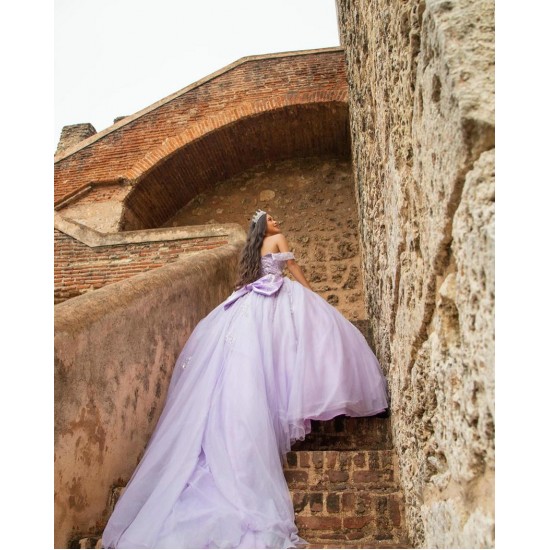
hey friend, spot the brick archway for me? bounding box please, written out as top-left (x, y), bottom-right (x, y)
top-left (54, 49), bottom-right (350, 231)
top-left (121, 100), bottom-right (350, 230)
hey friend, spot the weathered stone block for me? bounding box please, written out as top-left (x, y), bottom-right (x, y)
top-left (336, 0), bottom-right (494, 546)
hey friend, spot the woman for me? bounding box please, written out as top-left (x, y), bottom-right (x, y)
top-left (102, 210), bottom-right (388, 549)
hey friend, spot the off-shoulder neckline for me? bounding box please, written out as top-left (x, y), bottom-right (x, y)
top-left (261, 252), bottom-right (292, 258)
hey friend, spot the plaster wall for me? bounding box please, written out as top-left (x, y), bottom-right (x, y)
top-left (54, 243), bottom-right (242, 548)
top-left (336, 0), bottom-right (495, 546)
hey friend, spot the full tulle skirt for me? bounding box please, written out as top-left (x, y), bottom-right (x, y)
top-left (102, 278), bottom-right (388, 549)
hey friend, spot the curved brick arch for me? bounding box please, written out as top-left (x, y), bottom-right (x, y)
top-left (54, 49), bottom-right (348, 207)
top-left (121, 98), bottom-right (350, 230)
top-left (124, 91), bottom-right (347, 182)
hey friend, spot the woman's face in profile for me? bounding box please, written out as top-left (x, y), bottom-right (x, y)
top-left (265, 214), bottom-right (281, 235)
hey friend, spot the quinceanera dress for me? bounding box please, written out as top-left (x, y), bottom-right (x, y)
top-left (102, 252), bottom-right (388, 549)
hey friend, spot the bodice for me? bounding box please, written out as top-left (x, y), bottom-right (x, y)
top-left (223, 252), bottom-right (295, 310)
top-left (260, 252), bottom-right (295, 276)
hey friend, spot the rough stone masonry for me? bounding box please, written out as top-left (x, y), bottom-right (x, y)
top-left (336, 0), bottom-right (495, 547)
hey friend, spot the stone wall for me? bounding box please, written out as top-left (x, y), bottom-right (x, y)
top-left (336, 0), bottom-right (495, 547)
top-left (54, 243), bottom-right (243, 548)
top-left (166, 157), bottom-right (366, 321)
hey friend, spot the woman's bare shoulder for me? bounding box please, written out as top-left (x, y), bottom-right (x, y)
top-left (261, 233), bottom-right (289, 255)
top-left (274, 233), bottom-right (290, 252)
top-left (260, 234), bottom-right (281, 255)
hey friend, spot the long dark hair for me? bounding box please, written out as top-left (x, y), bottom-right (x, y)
top-left (235, 213), bottom-right (267, 289)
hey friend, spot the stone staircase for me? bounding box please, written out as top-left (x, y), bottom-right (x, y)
top-left (73, 416), bottom-right (409, 549)
top-left (284, 416), bottom-right (410, 549)
top-left (72, 322), bottom-right (410, 549)
top-left (285, 321), bottom-right (409, 547)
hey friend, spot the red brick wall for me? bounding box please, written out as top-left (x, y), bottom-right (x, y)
top-left (73, 183), bottom-right (127, 205)
top-left (54, 49), bottom-right (347, 205)
top-left (54, 229), bottom-right (228, 304)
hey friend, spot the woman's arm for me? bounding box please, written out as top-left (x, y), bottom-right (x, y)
top-left (287, 261), bottom-right (313, 290)
top-left (275, 234), bottom-right (313, 290)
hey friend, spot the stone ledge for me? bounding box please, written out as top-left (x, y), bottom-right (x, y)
top-left (54, 211), bottom-right (246, 248)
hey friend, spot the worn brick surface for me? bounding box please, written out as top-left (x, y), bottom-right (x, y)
top-left (54, 229), bottom-right (227, 304)
top-left (282, 417), bottom-right (409, 548)
top-left (291, 415), bottom-right (393, 451)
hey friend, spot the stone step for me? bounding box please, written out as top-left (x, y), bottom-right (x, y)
top-left (304, 539), bottom-right (411, 549)
top-left (283, 449), bottom-right (398, 492)
top-left (74, 440), bottom-right (405, 548)
top-left (70, 536), bottom-right (101, 549)
top-left (291, 415), bottom-right (392, 451)
top-left (294, 488), bottom-right (408, 547)
top-left (290, 488), bottom-right (408, 547)
top-left (283, 449), bottom-right (409, 547)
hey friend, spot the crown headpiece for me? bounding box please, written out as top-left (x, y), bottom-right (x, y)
top-left (252, 210), bottom-right (266, 224)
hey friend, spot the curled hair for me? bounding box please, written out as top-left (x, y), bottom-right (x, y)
top-left (235, 213), bottom-right (267, 289)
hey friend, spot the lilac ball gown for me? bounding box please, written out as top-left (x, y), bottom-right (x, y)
top-left (102, 252), bottom-right (388, 549)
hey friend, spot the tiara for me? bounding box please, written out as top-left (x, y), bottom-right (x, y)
top-left (252, 210), bottom-right (266, 224)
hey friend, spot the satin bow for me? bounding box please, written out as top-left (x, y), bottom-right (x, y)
top-left (223, 274), bottom-right (284, 309)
